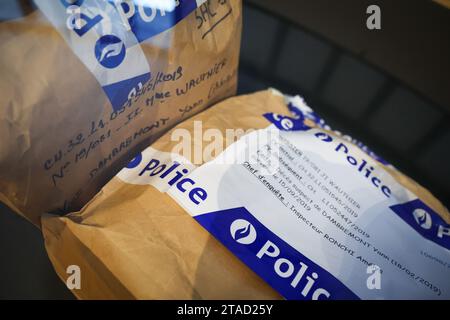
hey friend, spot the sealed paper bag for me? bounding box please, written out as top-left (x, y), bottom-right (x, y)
top-left (0, 0), bottom-right (242, 226)
top-left (42, 90), bottom-right (450, 299)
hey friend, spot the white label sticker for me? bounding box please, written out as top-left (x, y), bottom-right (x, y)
top-left (119, 125), bottom-right (450, 299)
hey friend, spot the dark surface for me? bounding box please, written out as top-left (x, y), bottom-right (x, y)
top-left (1, 0), bottom-right (449, 299)
top-left (0, 203), bottom-right (74, 299)
top-left (246, 0), bottom-right (450, 110)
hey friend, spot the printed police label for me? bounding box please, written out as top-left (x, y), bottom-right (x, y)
top-left (118, 122), bottom-right (450, 300)
top-left (195, 207), bottom-right (359, 300)
top-left (390, 199), bottom-right (450, 250)
top-left (34, 0), bottom-right (206, 111)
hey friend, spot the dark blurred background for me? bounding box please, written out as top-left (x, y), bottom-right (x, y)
top-left (1, 0), bottom-right (449, 299)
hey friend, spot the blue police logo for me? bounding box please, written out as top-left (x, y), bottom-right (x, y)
top-left (126, 153), bottom-right (143, 169)
top-left (95, 35), bottom-right (126, 69)
top-left (412, 208), bottom-right (432, 230)
top-left (230, 219), bottom-right (257, 245)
